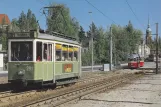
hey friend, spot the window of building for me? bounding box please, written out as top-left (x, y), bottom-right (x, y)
top-left (11, 41), bottom-right (33, 61)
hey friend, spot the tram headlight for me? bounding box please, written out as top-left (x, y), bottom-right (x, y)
top-left (18, 70), bottom-right (25, 76)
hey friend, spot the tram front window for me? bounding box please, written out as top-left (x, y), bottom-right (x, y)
top-left (11, 42), bottom-right (33, 61)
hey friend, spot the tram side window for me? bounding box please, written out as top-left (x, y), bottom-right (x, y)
top-left (36, 42), bottom-right (42, 61)
top-left (69, 52), bottom-right (73, 61)
top-left (68, 46), bottom-right (73, 61)
top-left (74, 51), bottom-right (78, 61)
top-left (43, 43), bottom-right (47, 61)
top-left (56, 50), bottom-right (61, 61)
top-left (55, 44), bottom-right (61, 61)
top-left (48, 44), bottom-right (52, 61)
top-left (43, 43), bottom-right (52, 61)
top-left (62, 45), bottom-right (68, 61)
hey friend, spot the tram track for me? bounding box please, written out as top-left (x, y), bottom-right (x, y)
top-left (0, 72), bottom-right (116, 104)
top-left (22, 73), bottom-right (144, 107)
top-left (0, 71), bottom-right (144, 107)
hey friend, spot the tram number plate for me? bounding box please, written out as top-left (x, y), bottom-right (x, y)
top-left (64, 64), bottom-right (73, 73)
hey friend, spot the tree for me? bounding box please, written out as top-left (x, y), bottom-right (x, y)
top-left (27, 9), bottom-right (37, 31)
top-left (78, 26), bottom-right (85, 44)
top-left (46, 3), bottom-right (79, 38)
top-left (11, 18), bottom-right (20, 32)
top-left (16, 9), bottom-right (37, 32)
top-left (18, 11), bottom-right (27, 31)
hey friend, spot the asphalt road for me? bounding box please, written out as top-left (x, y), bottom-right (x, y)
top-left (0, 62), bottom-right (159, 77)
top-left (82, 66), bottom-right (102, 72)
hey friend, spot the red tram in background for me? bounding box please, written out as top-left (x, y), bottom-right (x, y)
top-left (139, 55), bottom-right (144, 67)
top-left (128, 54), bottom-right (144, 69)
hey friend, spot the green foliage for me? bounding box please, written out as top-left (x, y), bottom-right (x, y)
top-left (78, 26), bottom-right (85, 43)
top-left (0, 9), bottom-right (37, 51)
top-left (0, 28), bottom-right (8, 50)
top-left (94, 27), bottom-right (107, 64)
top-left (11, 18), bottom-right (20, 32)
top-left (11, 9), bottom-right (37, 32)
top-left (1, 33), bottom-right (7, 50)
top-left (81, 50), bottom-right (91, 66)
top-left (0, 17), bottom-right (11, 50)
top-left (46, 3), bottom-right (79, 38)
top-left (81, 21), bottom-right (143, 66)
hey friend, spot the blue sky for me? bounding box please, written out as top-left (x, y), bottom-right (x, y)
top-left (0, 0), bottom-right (161, 37)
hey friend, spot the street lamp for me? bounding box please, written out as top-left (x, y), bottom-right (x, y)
top-left (88, 11), bottom-right (94, 72)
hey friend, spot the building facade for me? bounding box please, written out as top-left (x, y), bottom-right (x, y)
top-left (137, 44), bottom-right (150, 58)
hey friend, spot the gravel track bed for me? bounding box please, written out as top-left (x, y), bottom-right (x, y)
top-left (0, 69), bottom-right (143, 107)
top-left (22, 72), bottom-right (144, 107)
top-left (0, 70), bottom-right (144, 107)
top-left (0, 71), bottom-right (120, 107)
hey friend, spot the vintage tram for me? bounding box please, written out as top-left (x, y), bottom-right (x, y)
top-left (128, 54), bottom-right (141, 69)
top-left (8, 29), bottom-right (81, 88)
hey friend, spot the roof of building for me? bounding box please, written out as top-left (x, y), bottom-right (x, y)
top-left (0, 14), bottom-right (10, 25)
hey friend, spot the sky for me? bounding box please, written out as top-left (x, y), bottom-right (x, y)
top-left (0, 0), bottom-right (161, 37)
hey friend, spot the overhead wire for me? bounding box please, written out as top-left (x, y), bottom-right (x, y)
top-left (125, 0), bottom-right (146, 30)
top-left (42, 8), bottom-right (62, 33)
top-left (36, 0), bottom-right (50, 30)
top-left (84, 0), bottom-right (117, 25)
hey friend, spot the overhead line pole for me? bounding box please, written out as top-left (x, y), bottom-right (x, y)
top-left (89, 11), bottom-right (94, 72)
top-left (110, 26), bottom-right (113, 71)
top-left (156, 23), bottom-right (159, 74)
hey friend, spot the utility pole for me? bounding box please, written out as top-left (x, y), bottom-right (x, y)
top-left (91, 28), bottom-right (94, 72)
top-left (89, 11), bottom-right (94, 72)
top-left (156, 23), bottom-right (159, 74)
top-left (110, 26), bottom-right (113, 71)
top-left (114, 42), bottom-right (116, 67)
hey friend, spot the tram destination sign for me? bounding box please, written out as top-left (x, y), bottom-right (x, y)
top-left (9, 31), bottom-right (36, 38)
top-left (14, 32), bottom-right (30, 37)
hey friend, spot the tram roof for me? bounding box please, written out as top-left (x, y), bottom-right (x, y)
top-left (38, 33), bottom-right (79, 45)
top-left (128, 54), bottom-right (140, 59)
top-left (8, 30), bottom-right (80, 45)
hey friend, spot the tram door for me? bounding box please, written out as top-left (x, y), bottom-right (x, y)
top-left (42, 43), bottom-right (53, 81)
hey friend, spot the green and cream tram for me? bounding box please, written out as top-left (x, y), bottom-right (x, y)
top-left (8, 30), bottom-right (81, 87)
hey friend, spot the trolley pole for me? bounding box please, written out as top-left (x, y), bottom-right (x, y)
top-left (156, 23), bottom-right (159, 74)
top-left (110, 26), bottom-right (113, 71)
